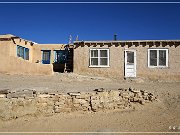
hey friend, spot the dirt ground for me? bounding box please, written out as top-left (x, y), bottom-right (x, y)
top-left (0, 73), bottom-right (179, 135)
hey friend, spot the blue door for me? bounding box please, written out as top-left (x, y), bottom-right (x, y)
top-left (42, 50), bottom-right (51, 64)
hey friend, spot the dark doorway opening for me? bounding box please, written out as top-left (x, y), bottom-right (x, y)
top-left (53, 48), bottom-right (73, 72)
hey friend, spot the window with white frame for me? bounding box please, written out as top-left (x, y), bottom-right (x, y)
top-left (90, 49), bottom-right (109, 67)
top-left (148, 49), bottom-right (168, 67)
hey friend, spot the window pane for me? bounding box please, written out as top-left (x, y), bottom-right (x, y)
top-left (17, 46), bottom-right (20, 57)
top-left (91, 58), bottom-right (98, 65)
top-left (100, 50), bottom-right (107, 57)
top-left (159, 50), bottom-right (166, 66)
top-left (100, 58), bottom-right (108, 65)
top-left (91, 50), bottom-right (98, 57)
top-left (150, 50), bottom-right (157, 66)
top-left (25, 48), bottom-right (29, 60)
top-left (127, 51), bottom-right (134, 64)
top-left (43, 51), bottom-right (50, 61)
top-left (20, 47), bottom-right (24, 58)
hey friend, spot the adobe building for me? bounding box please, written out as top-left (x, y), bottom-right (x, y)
top-left (0, 34), bottom-right (73, 75)
top-left (73, 40), bottom-right (180, 81)
top-left (0, 34), bottom-right (180, 81)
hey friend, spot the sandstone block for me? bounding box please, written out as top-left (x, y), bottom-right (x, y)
top-left (0, 94), bottom-right (6, 98)
top-left (37, 94), bottom-right (50, 98)
top-left (54, 108), bottom-right (61, 113)
top-left (37, 97), bottom-right (48, 103)
top-left (133, 97), bottom-right (139, 102)
top-left (47, 100), bottom-right (54, 106)
top-left (91, 95), bottom-right (99, 100)
top-left (0, 89), bottom-right (9, 94)
top-left (7, 90), bottom-right (34, 99)
top-left (68, 92), bottom-right (81, 96)
top-left (94, 88), bottom-right (105, 92)
top-left (139, 99), bottom-right (145, 105)
top-left (97, 91), bottom-right (109, 98)
top-left (55, 101), bottom-right (65, 106)
top-left (109, 90), bottom-right (120, 97)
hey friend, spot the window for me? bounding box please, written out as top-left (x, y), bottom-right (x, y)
top-left (42, 50), bottom-right (51, 64)
top-left (17, 45), bottom-right (21, 57)
top-left (148, 49), bottom-right (168, 68)
top-left (16, 45), bottom-right (29, 60)
top-left (90, 49), bottom-right (109, 67)
top-left (126, 51), bottom-right (134, 65)
top-left (25, 48), bottom-right (29, 60)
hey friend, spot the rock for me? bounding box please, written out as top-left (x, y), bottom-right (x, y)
top-left (129, 87), bottom-right (132, 91)
top-left (72, 98), bottom-right (80, 104)
top-left (120, 92), bottom-right (129, 97)
top-left (118, 88), bottom-right (125, 91)
top-left (94, 88), bottom-right (105, 92)
top-left (37, 97), bottom-right (48, 103)
top-left (55, 101), bottom-right (65, 106)
top-left (0, 89), bottom-right (9, 94)
top-left (0, 94), bottom-right (6, 98)
top-left (132, 89), bottom-right (140, 93)
top-left (54, 108), bottom-right (61, 113)
top-left (139, 99), bottom-right (145, 105)
top-left (109, 90), bottom-right (120, 97)
top-left (91, 95), bottom-right (99, 101)
top-left (38, 94), bottom-right (51, 98)
top-left (46, 100), bottom-right (54, 106)
top-left (133, 97), bottom-right (139, 102)
top-left (7, 90), bottom-right (34, 99)
top-left (144, 92), bottom-right (148, 96)
top-left (68, 92), bottom-right (81, 96)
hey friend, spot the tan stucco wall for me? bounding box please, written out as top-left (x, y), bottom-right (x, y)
top-left (32, 44), bottom-right (66, 64)
top-left (74, 45), bottom-right (124, 79)
top-left (0, 40), bottom-right (53, 75)
top-left (74, 44), bottom-right (180, 81)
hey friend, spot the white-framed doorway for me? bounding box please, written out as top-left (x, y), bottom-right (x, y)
top-left (124, 50), bottom-right (136, 78)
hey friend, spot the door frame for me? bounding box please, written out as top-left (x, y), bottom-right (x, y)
top-left (124, 49), bottom-right (137, 78)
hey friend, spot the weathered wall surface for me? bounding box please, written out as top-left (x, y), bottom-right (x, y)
top-left (74, 44), bottom-right (180, 81)
top-left (32, 44), bottom-right (66, 64)
top-left (130, 45), bottom-right (180, 81)
top-left (0, 41), bottom-right (53, 75)
top-left (0, 88), bottom-right (157, 120)
top-left (74, 45), bottom-right (125, 79)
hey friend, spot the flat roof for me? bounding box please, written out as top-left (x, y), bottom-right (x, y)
top-left (74, 40), bottom-right (180, 44)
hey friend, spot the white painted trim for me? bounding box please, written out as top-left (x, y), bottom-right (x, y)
top-left (148, 48), bottom-right (169, 68)
top-left (89, 48), bottom-right (110, 67)
top-left (89, 66), bottom-right (110, 68)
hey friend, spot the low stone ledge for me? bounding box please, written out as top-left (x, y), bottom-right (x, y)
top-left (0, 88), bottom-right (158, 120)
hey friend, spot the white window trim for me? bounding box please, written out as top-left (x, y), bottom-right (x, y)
top-left (148, 48), bottom-right (169, 68)
top-left (89, 48), bottom-right (110, 68)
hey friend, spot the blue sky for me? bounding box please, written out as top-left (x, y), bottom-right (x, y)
top-left (0, 1), bottom-right (180, 43)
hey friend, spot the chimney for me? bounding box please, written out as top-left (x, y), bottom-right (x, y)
top-left (114, 34), bottom-right (117, 41)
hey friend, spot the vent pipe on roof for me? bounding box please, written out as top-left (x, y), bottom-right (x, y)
top-left (114, 34), bottom-right (117, 41)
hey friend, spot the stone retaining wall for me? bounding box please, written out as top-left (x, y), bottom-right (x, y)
top-left (0, 88), bottom-right (157, 120)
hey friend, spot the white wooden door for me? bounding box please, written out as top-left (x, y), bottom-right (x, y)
top-left (125, 50), bottom-right (136, 77)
